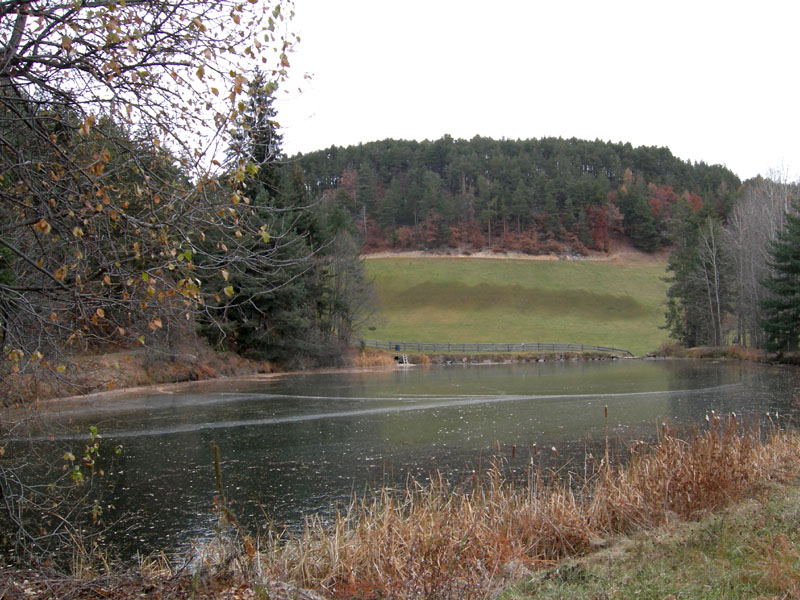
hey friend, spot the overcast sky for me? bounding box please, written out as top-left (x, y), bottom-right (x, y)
top-left (276, 1), bottom-right (799, 181)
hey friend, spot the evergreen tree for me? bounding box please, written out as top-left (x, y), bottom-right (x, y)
top-left (202, 72), bottom-right (376, 366)
top-left (761, 205), bottom-right (800, 355)
top-left (296, 136), bottom-right (741, 255)
top-left (200, 74), bottom-right (315, 363)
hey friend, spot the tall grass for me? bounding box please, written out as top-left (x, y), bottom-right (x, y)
top-left (222, 414), bottom-right (800, 600)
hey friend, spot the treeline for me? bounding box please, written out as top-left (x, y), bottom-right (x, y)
top-left (665, 176), bottom-right (800, 354)
top-left (294, 136), bottom-right (741, 254)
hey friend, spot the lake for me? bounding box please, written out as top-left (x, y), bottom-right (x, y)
top-left (24, 358), bottom-right (800, 558)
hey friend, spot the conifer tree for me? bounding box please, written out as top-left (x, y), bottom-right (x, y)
top-left (761, 204), bottom-right (800, 355)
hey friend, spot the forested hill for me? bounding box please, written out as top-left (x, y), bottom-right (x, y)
top-left (294, 136), bottom-right (740, 254)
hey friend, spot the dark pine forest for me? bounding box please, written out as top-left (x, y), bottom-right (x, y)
top-left (296, 135), bottom-right (741, 255)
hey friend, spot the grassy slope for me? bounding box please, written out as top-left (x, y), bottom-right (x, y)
top-left (503, 480), bottom-right (800, 600)
top-left (364, 256), bottom-right (669, 356)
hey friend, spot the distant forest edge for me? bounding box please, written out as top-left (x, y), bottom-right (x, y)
top-left (294, 136), bottom-right (742, 255)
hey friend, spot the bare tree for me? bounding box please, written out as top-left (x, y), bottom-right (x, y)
top-left (0, 1), bottom-right (303, 385)
top-left (694, 217), bottom-right (729, 346)
top-left (724, 174), bottom-right (799, 346)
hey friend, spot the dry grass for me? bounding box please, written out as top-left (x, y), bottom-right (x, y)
top-left (229, 414), bottom-right (800, 599)
top-left (656, 343), bottom-right (767, 361)
top-left (2, 340), bottom-right (276, 405)
top-left (351, 349), bottom-right (397, 368)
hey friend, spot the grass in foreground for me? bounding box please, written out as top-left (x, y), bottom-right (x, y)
top-left (504, 480), bottom-right (800, 599)
top-left (364, 257), bottom-right (668, 356)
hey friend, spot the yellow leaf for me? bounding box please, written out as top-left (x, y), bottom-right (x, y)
top-left (34, 219), bottom-right (51, 234)
top-left (80, 115), bottom-right (95, 136)
top-left (57, 365), bottom-right (67, 373)
top-left (223, 285), bottom-right (234, 297)
top-left (221, 269), bottom-right (229, 282)
top-left (96, 308), bottom-right (105, 318)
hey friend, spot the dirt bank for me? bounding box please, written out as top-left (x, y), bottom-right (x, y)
top-left (364, 241), bottom-right (669, 266)
top-left (2, 346), bottom-right (399, 410)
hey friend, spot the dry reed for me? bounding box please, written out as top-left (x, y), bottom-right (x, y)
top-left (351, 349), bottom-right (397, 368)
top-left (235, 414), bottom-right (800, 599)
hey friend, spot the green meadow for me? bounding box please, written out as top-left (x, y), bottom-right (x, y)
top-left (363, 256), bottom-right (670, 356)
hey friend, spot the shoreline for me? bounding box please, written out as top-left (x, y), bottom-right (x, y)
top-left (24, 346), bottom-right (789, 417)
top-left (7, 340), bottom-right (791, 417)
top-left (21, 349), bottom-right (631, 415)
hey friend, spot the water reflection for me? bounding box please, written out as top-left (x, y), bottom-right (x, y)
top-left (22, 359), bottom-right (800, 557)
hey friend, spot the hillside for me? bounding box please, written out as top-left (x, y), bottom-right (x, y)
top-left (295, 136), bottom-right (740, 256)
top-left (363, 247), bottom-right (669, 356)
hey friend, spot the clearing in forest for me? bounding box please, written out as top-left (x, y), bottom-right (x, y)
top-left (364, 253), bottom-right (669, 357)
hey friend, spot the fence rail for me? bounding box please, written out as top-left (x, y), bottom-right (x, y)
top-left (359, 339), bottom-right (634, 356)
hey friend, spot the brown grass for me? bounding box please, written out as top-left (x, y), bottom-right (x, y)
top-left (236, 415), bottom-right (800, 599)
top-left (2, 341), bottom-right (274, 405)
top-left (351, 349), bottom-right (397, 367)
top-left (656, 343), bottom-right (767, 361)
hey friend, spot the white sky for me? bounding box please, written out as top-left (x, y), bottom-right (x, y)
top-left (277, 0), bottom-right (800, 181)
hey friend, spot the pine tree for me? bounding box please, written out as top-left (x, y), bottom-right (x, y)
top-left (201, 72), bottom-right (376, 366)
top-left (761, 204), bottom-right (800, 355)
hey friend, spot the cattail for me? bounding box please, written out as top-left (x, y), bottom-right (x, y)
top-left (511, 444), bottom-right (516, 460)
top-left (551, 446), bottom-right (558, 457)
top-left (532, 443), bottom-right (538, 456)
top-left (604, 405), bottom-right (608, 419)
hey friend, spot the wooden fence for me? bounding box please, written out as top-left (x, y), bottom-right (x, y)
top-left (358, 339), bottom-right (634, 356)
